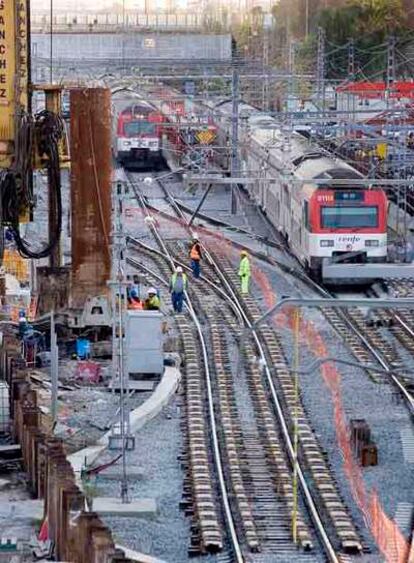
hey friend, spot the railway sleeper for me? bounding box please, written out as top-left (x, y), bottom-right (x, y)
top-left (213, 256), bottom-right (364, 552)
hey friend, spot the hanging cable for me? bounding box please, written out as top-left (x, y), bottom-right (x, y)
top-left (0, 110), bottom-right (64, 260)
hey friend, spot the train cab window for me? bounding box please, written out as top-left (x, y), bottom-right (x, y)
top-left (91, 306), bottom-right (103, 315)
top-left (321, 206), bottom-right (378, 228)
top-left (124, 122), bottom-right (156, 136)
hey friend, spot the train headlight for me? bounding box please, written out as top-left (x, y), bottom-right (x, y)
top-left (320, 240), bottom-right (334, 247)
top-left (365, 240), bottom-right (379, 247)
top-left (123, 141), bottom-right (131, 147)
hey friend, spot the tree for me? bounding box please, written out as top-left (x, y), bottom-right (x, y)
top-left (348, 0), bottom-right (406, 34)
top-left (315, 0), bottom-right (409, 78)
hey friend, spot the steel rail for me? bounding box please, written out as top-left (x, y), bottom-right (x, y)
top-left (157, 181), bottom-right (283, 249)
top-left (393, 311), bottom-right (414, 339)
top-left (159, 170), bottom-right (414, 411)
top-left (124, 170), bottom-right (244, 563)
top-left (152, 180), bottom-right (304, 279)
top-left (126, 235), bottom-right (244, 327)
top-left (153, 175), bottom-right (339, 561)
top-left (302, 274), bottom-right (414, 412)
top-left (201, 248), bottom-right (340, 563)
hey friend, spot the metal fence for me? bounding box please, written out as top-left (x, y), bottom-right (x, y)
top-left (31, 32), bottom-right (232, 62)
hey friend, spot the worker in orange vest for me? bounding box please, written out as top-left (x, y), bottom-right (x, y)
top-left (127, 288), bottom-right (143, 310)
top-left (189, 234), bottom-right (202, 279)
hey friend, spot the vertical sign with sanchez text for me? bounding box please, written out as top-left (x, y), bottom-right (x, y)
top-left (0, 0), bottom-right (16, 162)
top-left (0, 0), bottom-right (28, 167)
top-left (17, 0), bottom-right (28, 111)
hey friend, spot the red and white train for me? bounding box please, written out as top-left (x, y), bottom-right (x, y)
top-left (207, 100), bottom-right (388, 280)
top-left (112, 90), bottom-right (164, 169)
top-left (112, 87), bottom-right (218, 170)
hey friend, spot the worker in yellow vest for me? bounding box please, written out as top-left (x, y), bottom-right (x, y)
top-left (144, 288), bottom-right (160, 310)
top-left (238, 250), bottom-right (251, 295)
top-left (170, 266), bottom-right (188, 313)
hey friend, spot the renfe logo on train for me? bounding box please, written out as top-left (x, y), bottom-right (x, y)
top-left (337, 235), bottom-right (361, 243)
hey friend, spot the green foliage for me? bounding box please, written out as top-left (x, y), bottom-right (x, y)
top-left (295, 0), bottom-right (410, 78)
top-left (320, 0), bottom-right (407, 39)
top-left (233, 20), bottom-right (254, 53)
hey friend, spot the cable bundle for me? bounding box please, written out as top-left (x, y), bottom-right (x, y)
top-left (0, 110), bottom-right (63, 261)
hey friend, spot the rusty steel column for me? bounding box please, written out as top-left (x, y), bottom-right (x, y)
top-left (70, 88), bottom-right (112, 308)
top-left (45, 86), bottom-right (63, 268)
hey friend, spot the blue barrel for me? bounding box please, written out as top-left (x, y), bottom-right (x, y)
top-left (76, 338), bottom-right (90, 359)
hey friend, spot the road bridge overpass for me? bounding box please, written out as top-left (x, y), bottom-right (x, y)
top-left (31, 12), bottom-right (225, 33)
top-left (31, 32), bottom-right (231, 63)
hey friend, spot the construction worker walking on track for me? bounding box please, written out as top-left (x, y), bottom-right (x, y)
top-left (170, 266), bottom-right (187, 313)
top-left (238, 250), bottom-right (251, 295)
top-left (144, 288), bottom-right (160, 310)
top-left (189, 234), bottom-right (202, 279)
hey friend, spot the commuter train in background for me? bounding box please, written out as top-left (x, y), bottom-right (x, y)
top-left (112, 90), bottom-right (164, 169)
top-left (205, 99), bottom-right (388, 280)
top-left (112, 87), bottom-right (218, 170)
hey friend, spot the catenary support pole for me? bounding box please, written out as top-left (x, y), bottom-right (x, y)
top-left (188, 184), bottom-right (213, 227)
top-left (231, 64), bottom-right (240, 215)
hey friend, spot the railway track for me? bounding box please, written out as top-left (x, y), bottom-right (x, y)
top-left (126, 175), bottom-right (314, 558)
top-left (122, 170), bottom-right (372, 562)
top-left (308, 282), bottom-right (414, 410)
top-left (380, 279), bottom-right (414, 361)
top-left (123, 176), bottom-right (239, 559)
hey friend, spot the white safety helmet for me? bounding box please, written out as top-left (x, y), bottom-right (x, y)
top-left (176, 266), bottom-right (183, 273)
top-left (147, 287), bottom-right (157, 295)
top-left (192, 232), bottom-right (199, 241)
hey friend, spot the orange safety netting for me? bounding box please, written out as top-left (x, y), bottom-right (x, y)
top-left (255, 258), bottom-right (409, 563)
top-left (134, 204), bottom-right (409, 561)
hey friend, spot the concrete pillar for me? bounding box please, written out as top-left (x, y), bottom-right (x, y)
top-left (70, 88), bottom-right (112, 309)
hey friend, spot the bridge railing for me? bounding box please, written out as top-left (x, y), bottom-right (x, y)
top-left (31, 12), bottom-right (228, 32)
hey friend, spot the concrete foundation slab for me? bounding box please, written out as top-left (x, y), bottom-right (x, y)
top-left (94, 497), bottom-right (157, 517)
top-left (68, 444), bottom-right (106, 476)
top-left (99, 366), bottom-right (181, 446)
top-left (69, 366), bottom-right (181, 484)
top-left (0, 500), bottom-right (43, 521)
top-left (99, 466), bottom-right (145, 480)
top-left (323, 261), bottom-right (414, 280)
top-left (116, 544), bottom-right (168, 563)
top-left (109, 380), bottom-right (155, 392)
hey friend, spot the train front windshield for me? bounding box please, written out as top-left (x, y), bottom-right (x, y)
top-left (124, 122), bottom-right (156, 136)
top-left (321, 206), bottom-right (378, 229)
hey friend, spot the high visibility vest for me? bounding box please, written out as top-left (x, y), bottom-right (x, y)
top-left (129, 300), bottom-right (143, 310)
top-left (190, 244), bottom-right (200, 260)
top-left (145, 295), bottom-right (160, 310)
top-left (238, 256), bottom-right (251, 277)
top-left (171, 273), bottom-right (187, 292)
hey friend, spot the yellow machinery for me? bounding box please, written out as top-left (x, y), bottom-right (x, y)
top-left (0, 0), bottom-right (68, 274)
top-left (0, 1), bottom-right (68, 171)
top-left (0, 0), bottom-right (29, 169)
